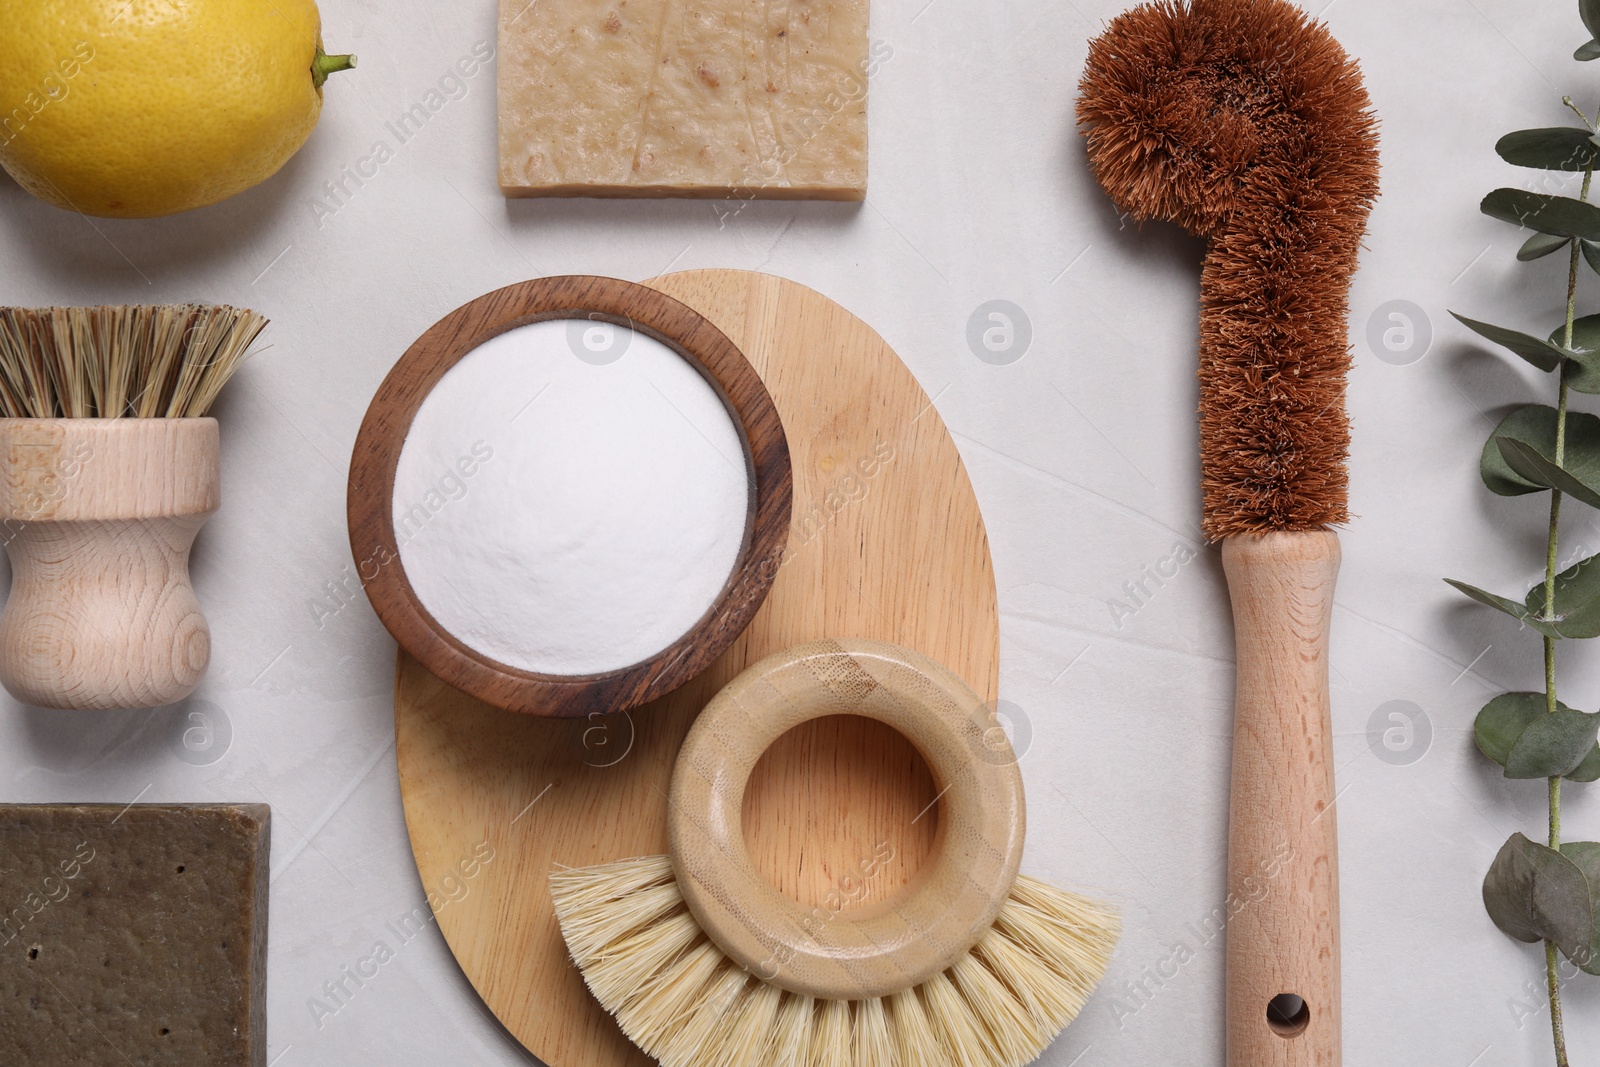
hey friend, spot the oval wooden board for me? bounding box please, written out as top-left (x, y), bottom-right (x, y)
top-left (393, 269), bottom-right (999, 1067)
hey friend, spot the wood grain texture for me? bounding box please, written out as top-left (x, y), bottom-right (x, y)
top-left (1222, 530), bottom-right (1340, 1067)
top-left (669, 638), bottom-right (1023, 1001)
top-left (0, 418), bottom-right (218, 710)
top-left (743, 716), bottom-right (938, 912)
top-left (394, 269), bottom-right (998, 1067)
top-left (350, 275), bottom-right (791, 717)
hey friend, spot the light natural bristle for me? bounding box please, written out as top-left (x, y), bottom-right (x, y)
top-left (551, 861), bottom-right (1119, 1067)
top-left (0, 305), bottom-right (266, 419)
top-left (1077, 0), bottom-right (1379, 538)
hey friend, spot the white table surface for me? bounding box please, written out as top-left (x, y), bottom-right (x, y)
top-left (1, 0), bottom-right (1595, 1063)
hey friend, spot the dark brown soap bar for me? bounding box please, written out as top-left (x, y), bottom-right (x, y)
top-left (0, 804), bottom-right (269, 1066)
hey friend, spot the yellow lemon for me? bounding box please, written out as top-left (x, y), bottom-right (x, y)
top-left (0, 0), bottom-right (354, 218)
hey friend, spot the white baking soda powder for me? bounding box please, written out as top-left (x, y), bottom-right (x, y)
top-left (393, 318), bottom-right (751, 676)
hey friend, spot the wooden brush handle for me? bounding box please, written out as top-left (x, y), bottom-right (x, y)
top-left (1222, 531), bottom-right (1340, 1066)
top-left (0, 419), bottom-right (219, 710)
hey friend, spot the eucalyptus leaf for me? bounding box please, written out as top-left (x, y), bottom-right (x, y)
top-left (1477, 692), bottom-right (1564, 767)
top-left (1481, 407), bottom-right (1600, 495)
top-left (1521, 232), bottom-right (1575, 260)
top-left (1584, 0), bottom-right (1600, 41)
top-left (1552, 314), bottom-right (1600, 392)
top-left (1561, 314), bottom-right (1600, 354)
top-left (1452, 312), bottom-right (1569, 371)
top-left (1473, 692), bottom-right (1600, 780)
top-left (1497, 128), bottom-right (1600, 171)
top-left (1526, 552), bottom-right (1600, 638)
top-left (1570, 744), bottom-right (1600, 783)
top-left (1482, 406), bottom-right (1561, 495)
top-left (1561, 841), bottom-right (1600, 975)
top-left (1506, 708), bottom-right (1600, 778)
top-left (1496, 437), bottom-right (1600, 509)
top-left (1483, 833), bottom-right (1594, 962)
top-left (1578, 38), bottom-right (1600, 61)
top-left (1482, 188), bottom-right (1600, 240)
top-left (1446, 578), bottom-right (1563, 637)
top-left (1584, 239), bottom-right (1600, 276)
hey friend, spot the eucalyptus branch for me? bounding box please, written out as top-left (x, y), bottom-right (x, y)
top-left (1443, 13), bottom-right (1600, 1062)
top-left (1543, 159), bottom-right (1589, 1067)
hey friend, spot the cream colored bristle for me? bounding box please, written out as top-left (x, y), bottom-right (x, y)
top-left (887, 987), bottom-right (945, 1066)
top-left (950, 952), bottom-right (1046, 1063)
top-left (853, 996), bottom-right (898, 1067)
top-left (973, 924), bottom-right (1084, 1027)
top-left (0, 304), bottom-right (264, 419)
top-left (583, 910), bottom-right (702, 1011)
top-left (769, 993), bottom-right (814, 1067)
top-left (551, 855), bottom-right (680, 960)
top-left (550, 859), bottom-right (1118, 1067)
top-left (997, 876), bottom-right (1122, 991)
top-left (701, 976), bottom-right (781, 1067)
top-left (809, 997), bottom-right (850, 1067)
top-left (552, 852), bottom-right (674, 901)
top-left (613, 938), bottom-right (724, 1056)
top-left (923, 972), bottom-right (993, 1065)
top-left (655, 963), bottom-right (753, 1066)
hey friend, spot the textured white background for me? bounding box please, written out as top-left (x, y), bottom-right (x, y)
top-left (0, 0), bottom-right (1595, 1063)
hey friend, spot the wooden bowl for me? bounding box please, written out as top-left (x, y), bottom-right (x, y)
top-left (348, 276), bottom-right (791, 717)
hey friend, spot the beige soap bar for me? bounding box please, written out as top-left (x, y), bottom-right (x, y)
top-left (498, 0), bottom-right (870, 199)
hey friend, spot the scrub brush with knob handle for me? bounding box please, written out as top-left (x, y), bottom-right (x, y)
top-left (1078, 0), bottom-right (1379, 1064)
top-left (550, 639), bottom-right (1120, 1067)
top-left (0, 305), bottom-right (265, 709)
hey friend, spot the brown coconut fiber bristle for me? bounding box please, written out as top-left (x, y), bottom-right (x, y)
top-left (1076, 0), bottom-right (1380, 538)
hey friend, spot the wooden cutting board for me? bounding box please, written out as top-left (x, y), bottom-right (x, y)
top-left (393, 269), bottom-right (999, 1067)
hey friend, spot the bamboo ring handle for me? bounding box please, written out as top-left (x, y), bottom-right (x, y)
top-left (667, 638), bottom-right (1024, 1001)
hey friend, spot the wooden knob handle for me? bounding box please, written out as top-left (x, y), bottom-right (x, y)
top-left (1222, 530), bottom-right (1341, 1066)
top-left (0, 419), bottom-right (219, 710)
top-left (667, 638), bottom-right (1025, 1001)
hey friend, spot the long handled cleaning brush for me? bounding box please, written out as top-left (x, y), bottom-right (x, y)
top-left (0, 305), bottom-right (265, 709)
top-left (551, 640), bottom-right (1119, 1067)
top-left (1078, 2), bottom-right (1379, 1063)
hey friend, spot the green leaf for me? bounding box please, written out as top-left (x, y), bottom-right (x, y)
top-left (1561, 841), bottom-right (1600, 974)
top-left (1476, 692), bottom-right (1562, 766)
top-left (1483, 833), bottom-right (1595, 961)
top-left (1585, 0), bottom-right (1600, 40)
top-left (1483, 406), bottom-right (1559, 495)
top-left (1446, 578), bottom-right (1563, 637)
top-left (1505, 708), bottom-right (1600, 778)
top-left (1496, 437), bottom-right (1600, 509)
top-left (1452, 312), bottom-right (1568, 371)
top-left (1527, 551), bottom-right (1600, 637)
top-left (1481, 188), bottom-right (1600, 240)
top-left (1562, 314), bottom-right (1600, 354)
top-left (1520, 232), bottom-right (1574, 260)
top-left (1569, 744), bottom-right (1600, 782)
top-left (1497, 128), bottom-right (1600, 171)
top-left (1552, 315), bottom-right (1600, 392)
top-left (1578, 39), bottom-right (1600, 61)
top-left (1480, 405), bottom-right (1600, 494)
top-left (1584, 239), bottom-right (1600, 276)
top-left (1474, 692), bottom-right (1600, 780)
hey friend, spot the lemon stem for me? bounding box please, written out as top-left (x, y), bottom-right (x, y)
top-left (312, 48), bottom-right (357, 89)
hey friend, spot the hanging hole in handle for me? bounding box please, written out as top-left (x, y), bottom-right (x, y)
top-left (1266, 993), bottom-right (1310, 1037)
